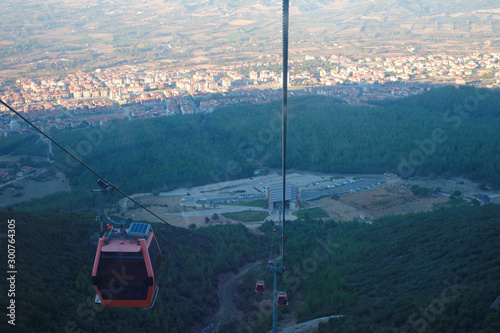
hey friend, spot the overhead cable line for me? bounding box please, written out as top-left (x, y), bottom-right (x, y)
top-left (0, 99), bottom-right (228, 263)
top-left (281, 0), bottom-right (289, 272)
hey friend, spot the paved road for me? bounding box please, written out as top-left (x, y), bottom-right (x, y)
top-left (204, 260), bottom-right (263, 332)
top-left (280, 315), bottom-right (344, 333)
top-left (0, 175), bottom-right (30, 189)
top-left (168, 205), bottom-right (268, 218)
top-left (301, 176), bottom-right (387, 201)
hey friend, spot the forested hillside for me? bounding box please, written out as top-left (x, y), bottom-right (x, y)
top-left (3, 203), bottom-right (498, 332)
top-left (312, 204), bottom-right (500, 332)
top-left (5, 85), bottom-right (500, 213)
top-left (227, 204), bottom-right (500, 332)
top-left (0, 210), bottom-right (268, 332)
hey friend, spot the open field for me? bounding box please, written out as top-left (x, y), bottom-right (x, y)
top-left (0, 172), bottom-right (70, 207)
top-left (293, 207), bottom-right (329, 219)
top-left (308, 196), bottom-right (373, 222)
top-left (221, 210), bottom-right (269, 222)
top-left (229, 19), bottom-right (256, 26)
top-left (340, 183), bottom-right (449, 218)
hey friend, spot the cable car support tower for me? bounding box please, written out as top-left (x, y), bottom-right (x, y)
top-left (265, 1), bottom-right (290, 332)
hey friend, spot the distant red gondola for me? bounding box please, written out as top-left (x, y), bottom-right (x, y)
top-left (277, 291), bottom-right (288, 306)
top-left (255, 280), bottom-right (265, 293)
top-left (92, 222), bottom-right (162, 308)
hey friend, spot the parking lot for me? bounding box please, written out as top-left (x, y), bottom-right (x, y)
top-left (178, 172), bottom-right (389, 208)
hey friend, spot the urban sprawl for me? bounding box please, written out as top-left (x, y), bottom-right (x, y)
top-left (1, 52), bottom-right (500, 136)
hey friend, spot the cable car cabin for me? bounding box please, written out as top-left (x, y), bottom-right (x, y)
top-left (92, 222), bottom-right (162, 308)
top-left (255, 280), bottom-right (265, 293)
top-left (277, 291), bottom-right (288, 306)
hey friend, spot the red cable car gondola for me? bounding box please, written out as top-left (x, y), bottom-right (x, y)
top-left (255, 280), bottom-right (265, 293)
top-left (277, 291), bottom-right (288, 306)
top-left (92, 222), bottom-right (162, 308)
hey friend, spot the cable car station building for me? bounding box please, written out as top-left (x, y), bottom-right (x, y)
top-left (267, 183), bottom-right (300, 210)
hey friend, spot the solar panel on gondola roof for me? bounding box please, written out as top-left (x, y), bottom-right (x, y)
top-left (128, 222), bottom-right (151, 238)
